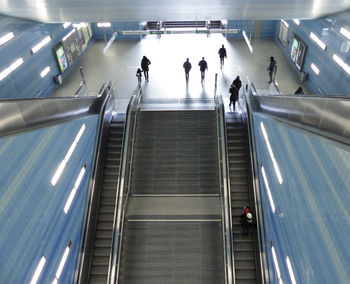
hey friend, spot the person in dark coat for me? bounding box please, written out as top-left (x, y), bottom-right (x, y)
top-left (267, 56), bottom-right (277, 83)
top-left (229, 84), bottom-right (239, 111)
top-left (198, 57), bottom-right (208, 84)
top-left (295, 86), bottom-right (304, 94)
top-left (141, 56), bottom-right (151, 81)
top-left (183, 58), bottom-right (192, 81)
top-left (232, 76), bottom-right (242, 92)
top-left (218, 44), bottom-right (227, 68)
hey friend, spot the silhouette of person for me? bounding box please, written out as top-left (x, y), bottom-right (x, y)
top-left (198, 57), bottom-right (208, 84)
top-left (141, 56), bottom-right (151, 81)
top-left (232, 76), bottom-right (242, 92)
top-left (136, 68), bottom-right (142, 83)
top-left (267, 56), bottom-right (277, 84)
top-left (295, 86), bottom-right (304, 94)
top-left (183, 58), bottom-right (192, 81)
top-left (218, 44), bottom-right (227, 68)
top-left (229, 84), bottom-right (239, 111)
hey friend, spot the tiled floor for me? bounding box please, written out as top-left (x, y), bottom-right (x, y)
top-left (51, 34), bottom-right (309, 112)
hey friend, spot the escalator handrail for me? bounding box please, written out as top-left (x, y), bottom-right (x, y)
top-left (242, 78), bottom-right (269, 283)
top-left (108, 89), bottom-right (142, 284)
top-left (0, 93), bottom-right (107, 138)
top-left (75, 80), bottom-right (115, 283)
top-left (215, 94), bottom-right (235, 284)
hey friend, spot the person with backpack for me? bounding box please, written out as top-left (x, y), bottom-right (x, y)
top-left (198, 57), bottom-right (208, 84)
top-left (183, 58), bottom-right (192, 81)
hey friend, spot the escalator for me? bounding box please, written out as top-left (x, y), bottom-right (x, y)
top-left (117, 110), bottom-right (225, 283)
top-left (88, 115), bottom-right (125, 283)
top-left (226, 112), bottom-right (258, 283)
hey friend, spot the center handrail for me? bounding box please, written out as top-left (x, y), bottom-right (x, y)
top-left (215, 94), bottom-right (235, 284)
top-left (107, 89), bottom-right (142, 284)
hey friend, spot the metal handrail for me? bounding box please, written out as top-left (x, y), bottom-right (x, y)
top-left (215, 94), bottom-right (235, 284)
top-left (108, 88), bottom-right (142, 284)
top-left (75, 81), bottom-right (115, 284)
top-left (242, 77), bottom-right (269, 283)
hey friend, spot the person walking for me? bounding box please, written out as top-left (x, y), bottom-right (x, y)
top-left (141, 56), bottom-right (151, 81)
top-left (232, 76), bottom-right (242, 92)
top-left (267, 56), bottom-right (277, 84)
top-left (229, 83), bottom-right (239, 111)
top-left (183, 58), bottom-right (192, 81)
top-left (136, 68), bottom-right (142, 83)
top-left (198, 57), bottom-right (208, 84)
top-left (218, 44), bottom-right (227, 68)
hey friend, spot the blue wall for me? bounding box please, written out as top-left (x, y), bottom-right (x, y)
top-left (92, 22), bottom-right (142, 41)
top-left (227, 20), bottom-right (276, 39)
top-left (0, 16), bottom-right (93, 99)
top-left (0, 115), bottom-right (99, 283)
top-left (275, 10), bottom-right (350, 95)
top-left (252, 113), bottom-right (350, 283)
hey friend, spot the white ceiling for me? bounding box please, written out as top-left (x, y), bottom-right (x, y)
top-left (0, 0), bottom-right (349, 23)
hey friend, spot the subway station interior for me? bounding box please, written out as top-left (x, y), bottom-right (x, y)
top-left (1, 0), bottom-right (350, 283)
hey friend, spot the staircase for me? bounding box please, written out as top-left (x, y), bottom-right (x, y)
top-left (88, 117), bottom-right (125, 283)
top-left (118, 110), bottom-right (225, 284)
top-left (226, 112), bottom-right (258, 283)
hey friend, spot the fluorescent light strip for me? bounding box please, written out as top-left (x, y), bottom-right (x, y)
top-left (51, 124), bottom-right (86, 186)
top-left (271, 246), bottom-right (283, 283)
top-left (63, 29), bottom-right (76, 41)
top-left (310, 63), bottom-right (320, 75)
top-left (30, 256), bottom-right (46, 284)
top-left (286, 256), bottom-right (297, 284)
top-left (260, 122), bottom-right (283, 184)
top-left (97, 22), bottom-right (111, 28)
top-left (333, 54), bottom-right (350, 75)
top-left (0, 32), bottom-right (14, 45)
top-left (40, 66), bottom-right (50, 78)
top-left (0, 58), bottom-right (24, 82)
top-left (340, 27), bottom-right (350, 40)
top-left (54, 242), bottom-right (72, 280)
top-left (281, 19), bottom-right (289, 28)
top-left (293, 19), bottom-right (300, 26)
top-left (261, 166), bottom-right (276, 213)
top-left (64, 166), bottom-right (86, 214)
top-left (243, 30), bottom-right (253, 53)
top-left (309, 32), bottom-right (326, 50)
top-left (63, 22), bottom-right (71, 29)
top-left (31, 35), bottom-right (51, 54)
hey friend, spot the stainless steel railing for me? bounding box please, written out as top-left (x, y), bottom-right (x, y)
top-left (215, 94), bottom-right (235, 284)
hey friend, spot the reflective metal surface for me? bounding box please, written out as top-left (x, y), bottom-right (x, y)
top-left (248, 91), bottom-right (350, 145)
top-left (1, 0), bottom-right (349, 22)
top-left (0, 93), bottom-right (106, 138)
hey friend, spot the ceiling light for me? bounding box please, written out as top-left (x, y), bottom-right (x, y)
top-left (243, 30), bottom-right (253, 53)
top-left (260, 122), bottom-right (283, 184)
top-left (54, 241), bottom-right (72, 280)
top-left (40, 66), bottom-right (50, 78)
top-left (261, 166), bottom-right (276, 213)
top-left (309, 32), bottom-right (326, 50)
top-left (333, 54), bottom-right (350, 75)
top-left (271, 246), bottom-right (283, 283)
top-left (64, 165), bottom-right (86, 214)
top-left (30, 256), bottom-right (46, 284)
top-left (293, 19), bottom-right (300, 26)
top-left (97, 23), bottom-right (111, 28)
top-left (0, 32), bottom-right (14, 45)
top-left (340, 27), bottom-right (350, 40)
top-left (0, 58), bottom-right (24, 82)
top-left (286, 256), bottom-right (297, 284)
top-left (281, 19), bottom-right (289, 28)
top-left (63, 22), bottom-right (71, 29)
top-left (62, 29), bottom-right (76, 41)
top-left (31, 35), bottom-right (51, 54)
top-left (310, 63), bottom-right (319, 75)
